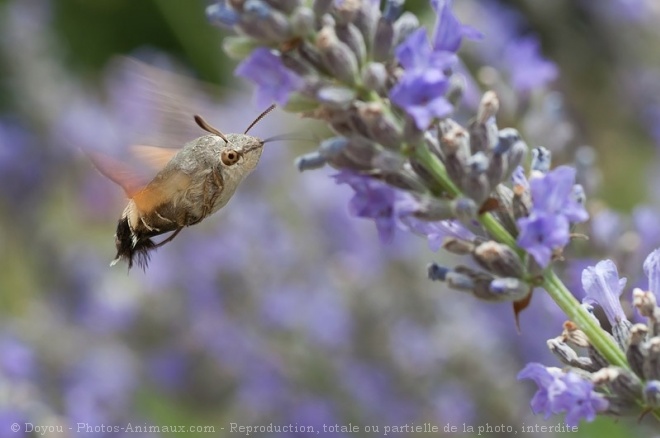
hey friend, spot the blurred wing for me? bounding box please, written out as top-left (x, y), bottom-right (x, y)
top-left (105, 56), bottom-right (228, 150)
top-left (85, 150), bottom-right (147, 197)
top-left (130, 144), bottom-right (179, 171)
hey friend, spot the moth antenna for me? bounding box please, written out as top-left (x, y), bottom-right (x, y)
top-left (244, 104), bottom-right (276, 134)
top-left (194, 114), bottom-right (229, 143)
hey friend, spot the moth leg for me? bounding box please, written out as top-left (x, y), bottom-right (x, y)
top-left (154, 227), bottom-right (183, 248)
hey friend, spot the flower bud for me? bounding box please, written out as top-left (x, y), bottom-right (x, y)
top-left (207, 2), bottom-right (241, 27)
top-left (547, 337), bottom-right (597, 371)
top-left (626, 323), bottom-right (648, 379)
top-left (312, 0), bottom-right (333, 17)
top-left (531, 146), bottom-right (552, 174)
top-left (382, 0), bottom-right (404, 22)
top-left (438, 120), bottom-right (470, 185)
top-left (461, 152), bottom-right (491, 205)
top-left (612, 319), bottom-right (633, 353)
top-left (372, 18), bottom-right (394, 62)
top-left (644, 380), bottom-right (660, 407)
top-left (362, 62), bottom-right (388, 94)
top-left (263, 0), bottom-right (301, 13)
top-left (592, 367), bottom-right (643, 404)
top-left (295, 152), bottom-right (326, 171)
top-left (336, 23), bottom-right (367, 66)
top-left (487, 277), bottom-right (530, 301)
top-left (317, 26), bottom-right (359, 85)
top-left (334, 0), bottom-right (360, 24)
top-left (442, 237), bottom-right (475, 255)
top-left (242, 0), bottom-right (292, 42)
top-left (473, 241), bottom-right (525, 278)
top-left (317, 86), bottom-right (356, 109)
top-left (644, 337), bottom-right (660, 381)
top-left (355, 101), bottom-right (402, 150)
top-left (393, 11), bottom-right (420, 48)
top-left (427, 263), bottom-right (475, 292)
top-left (291, 6), bottom-right (316, 36)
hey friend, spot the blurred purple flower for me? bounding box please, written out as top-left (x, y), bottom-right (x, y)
top-left (260, 285), bottom-right (351, 348)
top-left (518, 363), bottom-right (608, 426)
top-left (431, 0), bottom-right (483, 53)
top-left (432, 384), bottom-right (476, 425)
top-left (388, 320), bottom-right (438, 374)
top-left (0, 118), bottom-right (49, 205)
top-left (517, 213), bottom-right (569, 268)
top-left (590, 209), bottom-right (623, 248)
top-left (633, 206), bottom-right (660, 255)
top-left (504, 37), bottom-right (558, 93)
top-left (148, 349), bottom-right (188, 392)
top-left (0, 335), bottom-right (36, 380)
top-left (0, 409), bottom-right (27, 438)
top-left (390, 70), bottom-right (452, 130)
top-left (643, 248), bottom-right (660, 298)
top-left (64, 345), bottom-right (137, 425)
top-left (396, 28), bottom-right (456, 71)
top-left (581, 259), bottom-right (628, 325)
top-left (236, 48), bottom-right (304, 107)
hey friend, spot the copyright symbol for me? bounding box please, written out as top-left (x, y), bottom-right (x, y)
top-left (10, 423), bottom-right (19, 433)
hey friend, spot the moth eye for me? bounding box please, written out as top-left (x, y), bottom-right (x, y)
top-left (221, 149), bottom-right (241, 166)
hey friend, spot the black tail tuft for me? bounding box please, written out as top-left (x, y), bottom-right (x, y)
top-left (113, 217), bottom-right (157, 270)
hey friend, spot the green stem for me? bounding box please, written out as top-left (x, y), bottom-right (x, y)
top-left (543, 270), bottom-right (628, 367)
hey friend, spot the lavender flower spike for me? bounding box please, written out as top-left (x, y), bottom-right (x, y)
top-left (581, 260), bottom-right (628, 326)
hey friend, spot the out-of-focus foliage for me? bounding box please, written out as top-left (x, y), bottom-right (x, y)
top-left (0, 0), bottom-right (659, 436)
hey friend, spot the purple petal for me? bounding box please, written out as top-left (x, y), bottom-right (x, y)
top-left (236, 48), bottom-right (304, 107)
top-left (517, 213), bottom-right (570, 268)
top-left (643, 248), bottom-right (660, 299)
top-left (390, 70), bottom-right (452, 129)
top-left (431, 0), bottom-right (483, 53)
top-left (581, 259), bottom-right (627, 325)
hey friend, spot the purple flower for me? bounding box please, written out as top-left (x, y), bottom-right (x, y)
top-left (333, 171), bottom-right (419, 243)
top-left (236, 48), bottom-right (304, 107)
top-left (395, 28), bottom-right (457, 71)
top-left (518, 363), bottom-right (608, 427)
top-left (431, 0), bottom-right (483, 53)
top-left (517, 213), bottom-right (569, 268)
top-left (581, 259), bottom-right (628, 325)
top-left (390, 70), bottom-right (452, 129)
top-left (529, 166), bottom-right (588, 223)
top-left (0, 335), bottom-right (36, 380)
top-left (643, 248), bottom-right (660, 299)
top-left (504, 36), bottom-right (558, 93)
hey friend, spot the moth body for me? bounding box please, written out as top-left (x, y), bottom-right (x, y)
top-left (113, 132), bottom-right (264, 270)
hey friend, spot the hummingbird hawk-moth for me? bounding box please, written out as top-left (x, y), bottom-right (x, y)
top-left (87, 107), bottom-right (274, 270)
top-left (83, 58), bottom-right (276, 270)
